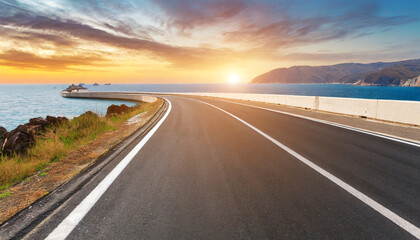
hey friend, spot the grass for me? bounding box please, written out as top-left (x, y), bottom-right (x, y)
top-left (0, 191), bottom-right (11, 200)
top-left (0, 102), bottom-right (155, 190)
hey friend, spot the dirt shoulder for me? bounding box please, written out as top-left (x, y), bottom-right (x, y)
top-left (0, 98), bottom-right (164, 224)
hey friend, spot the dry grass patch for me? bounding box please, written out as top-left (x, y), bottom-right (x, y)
top-left (0, 102), bottom-right (156, 189)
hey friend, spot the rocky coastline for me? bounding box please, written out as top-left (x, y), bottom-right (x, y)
top-left (0, 116), bottom-right (69, 156)
top-left (0, 104), bottom-right (134, 157)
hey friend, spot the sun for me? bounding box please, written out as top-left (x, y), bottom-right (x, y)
top-left (227, 74), bottom-right (240, 84)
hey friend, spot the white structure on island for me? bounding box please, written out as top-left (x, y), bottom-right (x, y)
top-left (61, 84), bottom-right (88, 96)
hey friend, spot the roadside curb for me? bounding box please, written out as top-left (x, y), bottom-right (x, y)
top-left (0, 99), bottom-right (169, 239)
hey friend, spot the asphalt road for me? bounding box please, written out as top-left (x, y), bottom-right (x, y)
top-left (20, 96), bottom-right (420, 239)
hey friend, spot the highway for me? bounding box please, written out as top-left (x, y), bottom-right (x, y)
top-left (12, 96), bottom-right (420, 239)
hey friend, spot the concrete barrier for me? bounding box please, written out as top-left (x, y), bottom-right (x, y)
top-left (156, 92), bottom-right (419, 126)
top-left (377, 100), bottom-right (420, 126)
top-left (285, 95), bottom-right (316, 109)
top-left (318, 97), bottom-right (378, 118)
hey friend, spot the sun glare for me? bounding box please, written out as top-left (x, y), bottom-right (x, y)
top-left (228, 74), bottom-right (239, 84)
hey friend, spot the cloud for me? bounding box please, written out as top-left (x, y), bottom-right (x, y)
top-left (0, 26), bottom-right (76, 47)
top-left (0, 0), bottom-right (418, 72)
top-left (275, 49), bottom-right (420, 64)
top-left (154, 0), bottom-right (247, 31)
top-left (277, 52), bottom-right (359, 62)
top-left (222, 2), bottom-right (417, 50)
top-left (0, 1), bottom-right (241, 68)
top-left (0, 50), bottom-right (107, 70)
top-left (63, 0), bottom-right (164, 40)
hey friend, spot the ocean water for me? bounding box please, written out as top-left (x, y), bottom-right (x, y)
top-left (1, 83), bottom-right (419, 131)
top-left (88, 83), bottom-right (420, 101)
top-left (0, 84), bottom-right (137, 131)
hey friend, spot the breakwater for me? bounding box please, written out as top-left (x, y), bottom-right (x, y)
top-left (61, 91), bottom-right (157, 103)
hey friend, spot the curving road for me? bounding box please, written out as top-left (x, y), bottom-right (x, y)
top-left (14, 96), bottom-right (420, 239)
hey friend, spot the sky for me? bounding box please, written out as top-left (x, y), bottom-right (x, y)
top-left (0, 0), bottom-right (419, 84)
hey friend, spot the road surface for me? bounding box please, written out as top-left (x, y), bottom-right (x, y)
top-left (15, 96), bottom-right (420, 239)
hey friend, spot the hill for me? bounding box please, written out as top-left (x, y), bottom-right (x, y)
top-left (252, 59), bottom-right (420, 86)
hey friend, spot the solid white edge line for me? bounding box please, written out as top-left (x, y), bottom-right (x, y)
top-left (192, 98), bottom-right (420, 239)
top-left (206, 98), bottom-right (420, 148)
top-left (46, 98), bottom-right (172, 240)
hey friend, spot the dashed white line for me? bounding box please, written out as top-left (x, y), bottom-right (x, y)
top-left (193, 98), bottom-right (420, 239)
top-left (46, 99), bottom-right (172, 240)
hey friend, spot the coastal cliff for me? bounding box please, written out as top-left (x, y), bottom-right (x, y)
top-left (402, 76), bottom-right (420, 87)
top-left (252, 59), bottom-right (420, 87)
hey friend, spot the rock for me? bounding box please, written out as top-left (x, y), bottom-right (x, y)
top-left (57, 116), bottom-right (69, 124)
top-left (0, 126), bottom-right (7, 139)
top-left (46, 115), bottom-right (69, 125)
top-left (6, 124), bottom-right (31, 139)
top-left (27, 125), bottom-right (45, 135)
top-left (29, 117), bottom-right (49, 127)
top-left (3, 124), bottom-right (35, 155)
top-left (0, 126), bottom-right (8, 153)
top-left (78, 111), bottom-right (99, 119)
top-left (2, 130), bottom-right (34, 155)
top-left (46, 116), bottom-right (59, 125)
top-left (401, 75), bottom-right (420, 87)
top-left (106, 104), bottom-right (131, 117)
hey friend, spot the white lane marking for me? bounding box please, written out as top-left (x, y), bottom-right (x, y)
top-left (193, 98), bottom-right (420, 239)
top-left (205, 98), bottom-right (420, 148)
top-left (46, 99), bottom-right (172, 240)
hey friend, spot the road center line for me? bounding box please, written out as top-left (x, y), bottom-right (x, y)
top-left (205, 98), bottom-right (420, 148)
top-left (46, 99), bottom-right (172, 240)
top-left (192, 98), bottom-right (420, 239)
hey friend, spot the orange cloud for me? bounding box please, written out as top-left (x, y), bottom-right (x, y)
top-left (0, 0), bottom-right (418, 83)
top-left (0, 50), bottom-right (107, 70)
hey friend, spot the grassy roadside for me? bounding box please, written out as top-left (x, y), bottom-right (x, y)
top-left (0, 101), bottom-right (157, 192)
top-left (0, 98), bottom-right (163, 224)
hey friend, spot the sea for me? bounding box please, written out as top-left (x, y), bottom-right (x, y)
top-left (1, 83), bottom-right (419, 131)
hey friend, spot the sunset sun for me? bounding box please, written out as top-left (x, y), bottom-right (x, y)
top-left (228, 74), bottom-right (239, 84)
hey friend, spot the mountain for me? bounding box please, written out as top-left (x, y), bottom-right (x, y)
top-left (252, 59), bottom-right (420, 86)
top-left (355, 61), bottom-right (420, 86)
